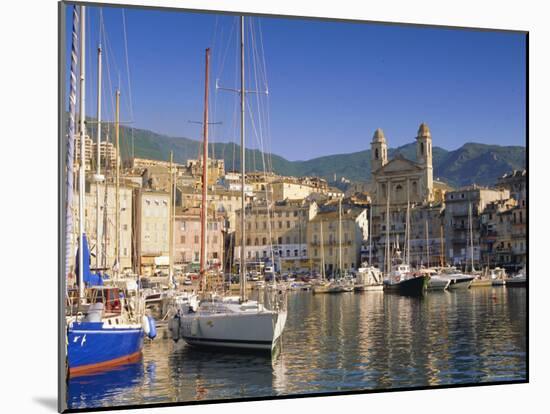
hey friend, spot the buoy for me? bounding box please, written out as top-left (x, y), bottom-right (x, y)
top-left (169, 316), bottom-right (180, 342)
top-left (147, 316), bottom-right (157, 339)
top-left (142, 315), bottom-right (150, 335)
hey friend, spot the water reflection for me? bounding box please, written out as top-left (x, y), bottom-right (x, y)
top-left (68, 287), bottom-right (526, 409)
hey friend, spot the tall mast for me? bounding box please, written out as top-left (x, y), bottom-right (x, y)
top-left (368, 203), bottom-right (372, 265)
top-left (385, 182), bottom-right (391, 274)
top-left (78, 5), bottom-right (86, 300)
top-left (406, 181), bottom-right (410, 266)
top-left (115, 89), bottom-right (120, 275)
top-left (338, 198), bottom-right (343, 277)
top-left (425, 219), bottom-right (429, 268)
top-left (66, 5), bottom-right (79, 294)
top-left (169, 151), bottom-right (174, 285)
top-left (320, 219), bottom-right (325, 281)
top-left (239, 16), bottom-right (247, 302)
top-left (95, 41), bottom-right (103, 269)
top-left (440, 224), bottom-right (445, 267)
top-left (200, 48), bottom-right (210, 293)
top-left (469, 202), bottom-right (474, 272)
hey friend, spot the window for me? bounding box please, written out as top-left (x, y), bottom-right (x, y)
top-left (213, 252), bottom-right (218, 259)
top-left (246, 238), bottom-right (251, 245)
top-left (180, 236), bottom-right (185, 243)
top-left (194, 235), bottom-right (199, 244)
top-left (213, 236), bottom-right (218, 244)
top-left (314, 249), bottom-right (318, 256)
top-left (286, 221), bottom-right (290, 228)
top-left (294, 211), bottom-right (298, 217)
top-left (262, 237), bottom-right (267, 245)
top-left (286, 250), bottom-right (291, 257)
top-left (254, 238), bottom-right (259, 246)
top-left (286, 236), bottom-right (291, 244)
top-left (375, 148), bottom-right (379, 159)
top-left (294, 249), bottom-right (298, 257)
top-left (278, 237), bottom-right (282, 245)
top-left (278, 221), bottom-right (282, 229)
top-left (286, 211), bottom-right (290, 218)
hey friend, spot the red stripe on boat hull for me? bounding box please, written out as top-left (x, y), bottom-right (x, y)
top-left (68, 351), bottom-right (142, 377)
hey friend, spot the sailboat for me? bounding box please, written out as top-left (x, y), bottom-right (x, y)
top-left (312, 219), bottom-right (332, 294)
top-left (383, 182), bottom-right (429, 296)
top-left (172, 21), bottom-right (287, 352)
top-left (355, 204), bottom-right (383, 291)
top-left (437, 203), bottom-right (475, 289)
top-left (65, 6), bottom-right (155, 377)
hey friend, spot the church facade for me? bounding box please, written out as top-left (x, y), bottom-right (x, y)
top-left (368, 123), bottom-right (436, 269)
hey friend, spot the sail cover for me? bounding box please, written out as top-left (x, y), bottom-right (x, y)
top-left (75, 233), bottom-right (103, 286)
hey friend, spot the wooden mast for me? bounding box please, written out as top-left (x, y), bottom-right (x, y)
top-left (115, 89), bottom-right (120, 275)
top-left (200, 48), bottom-right (210, 293)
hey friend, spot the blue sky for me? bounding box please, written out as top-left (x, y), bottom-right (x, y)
top-left (65, 5), bottom-right (526, 161)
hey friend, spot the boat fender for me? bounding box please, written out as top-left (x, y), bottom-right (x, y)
top-left (169, 316), bottom-right (180, 342)
top-left (147, 316), bottom-right (157, 339)
top-left (191, 318), bottom-right (199, 336)
top-left (142, 315), bottom-right (150, 336)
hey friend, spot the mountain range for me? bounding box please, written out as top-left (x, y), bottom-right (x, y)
top-left (85, 122), bottom-right (526, 188)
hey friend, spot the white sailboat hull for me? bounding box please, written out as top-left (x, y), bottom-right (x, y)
top-left (179, 307), bottom-right (286, 351)
top-left (427, 276), bottom-right (451, 291)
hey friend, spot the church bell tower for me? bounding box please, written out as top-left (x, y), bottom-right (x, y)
top-left (371, 128), bottom-right (388, 174)
top-left (416, 122), bottom-right (434, 201)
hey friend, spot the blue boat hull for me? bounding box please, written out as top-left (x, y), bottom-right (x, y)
top-left (67, 322), bottom-right (144, 376)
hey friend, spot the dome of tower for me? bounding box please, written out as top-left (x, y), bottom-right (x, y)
top-left (372, 128), bottom-right (386, 143)
top-left (417, 123), bottom-right (431, 138)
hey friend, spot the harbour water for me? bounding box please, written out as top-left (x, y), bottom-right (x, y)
top-left (67, 287), bottom-right (527, 409)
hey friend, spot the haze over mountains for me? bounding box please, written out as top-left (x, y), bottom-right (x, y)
top-left (86, 122), bottom-right (526, 188)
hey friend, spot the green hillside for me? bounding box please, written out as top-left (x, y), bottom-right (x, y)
top-left (84, 122), bottom-right (526, 188)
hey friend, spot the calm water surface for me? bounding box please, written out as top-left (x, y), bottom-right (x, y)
top-left (68, 287), bottom-right (527, 409)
